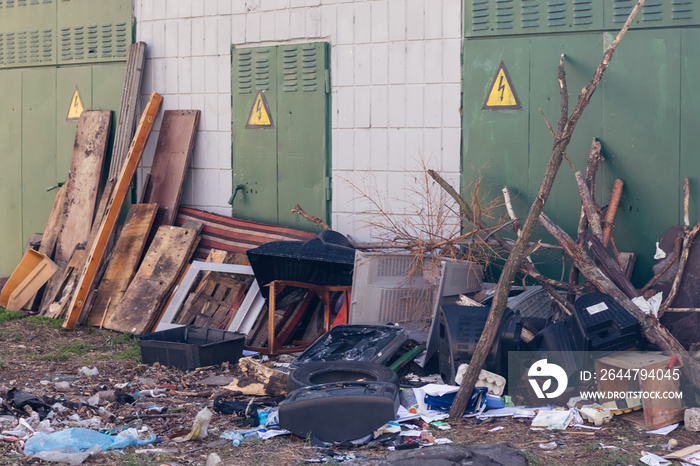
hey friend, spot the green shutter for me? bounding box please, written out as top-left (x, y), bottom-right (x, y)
top-left (232, 42), bottom-right (331, 231)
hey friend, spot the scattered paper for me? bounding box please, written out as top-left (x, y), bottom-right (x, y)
top-left (640, 451), bottom-right (671, 466)
top-left (488, 426), bottom-right (504, 432)
top-left (647, 424), bottom-right (679, 436)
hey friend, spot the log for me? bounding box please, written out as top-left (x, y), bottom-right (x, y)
top-left (568, 139), bottom-right (603, 301)
top-left (575, 171), bottom-right (603, 241)
top-left (602, 179), bottom-right (624, 247)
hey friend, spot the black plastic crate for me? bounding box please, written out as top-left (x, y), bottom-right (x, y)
top-left (572, 293), bottom-right (641, 352)
top-left (138, 326), bottom-right (245, 370)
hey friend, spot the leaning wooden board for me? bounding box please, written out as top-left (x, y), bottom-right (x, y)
top-left (63, 92), bottom-right (162, 330)
top-left (104, 225), bottom-right (200, 334)
top-left (141, 110), bottom-right (200, 229)
top-left (54, 111), bottom-right (111, 263)
top-left (86, 203), bottom-right (158, 327)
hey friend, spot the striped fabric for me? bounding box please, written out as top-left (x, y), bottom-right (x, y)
top-left (175, 207), bottom-right (317, 260)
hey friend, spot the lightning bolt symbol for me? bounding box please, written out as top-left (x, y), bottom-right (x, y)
top-left (498, 75), bottom-right (506, 102)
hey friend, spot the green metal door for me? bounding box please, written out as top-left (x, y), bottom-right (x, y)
top-left (0, 0), bottom-right (130, 276)
top-left (462, 0), bottom-right (700, 286)
top-left (231, 42), bottom-right (331, 231)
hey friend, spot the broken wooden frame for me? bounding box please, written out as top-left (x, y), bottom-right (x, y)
top-left (155, 261), bottom-right (265, 335)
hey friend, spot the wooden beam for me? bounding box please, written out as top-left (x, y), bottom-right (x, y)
top-left (63, 92), bottom-right (163, 330)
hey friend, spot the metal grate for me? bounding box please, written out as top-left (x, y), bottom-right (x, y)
top-left (472, 0), bottom-right (490, 31)
top-left (282, 46), bottom-right (298, 92)
top-left (574, 0), bottom-right (594, 25)
top-left (521, 0), bottom-right (540, 28)
top-left (672, 0), bottom-right (692, 20)
top-left (547, 0), bottom-right (567, 27)
top-left (495, 0), bottom-right (514, 30)
top-left (302, 44), bottom-right (317, 92)
top-left (236, 49), bottom-right (253, 94)
top-left (254, 49), bottom-right (271, 90)
top-left (613, 0), bottom-right (693, 23)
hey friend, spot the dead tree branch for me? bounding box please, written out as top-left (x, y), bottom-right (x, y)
top-left (291, 204), bottom-right (331, 231)
top-left (659, 222), bottom-right (700, 316)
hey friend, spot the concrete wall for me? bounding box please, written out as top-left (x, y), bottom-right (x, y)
top-left (134, 0), bottom-right (463, 241)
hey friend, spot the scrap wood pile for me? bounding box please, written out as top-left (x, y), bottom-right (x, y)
top-left (0, 42), bottom-right (330, 354)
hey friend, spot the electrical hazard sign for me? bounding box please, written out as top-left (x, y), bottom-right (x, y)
top-left (246, 90), bottom-right (274, 128)
top-left (483, 61), bottom-right (521, 110)
top-left (66, 87), bottom-right (85, 120)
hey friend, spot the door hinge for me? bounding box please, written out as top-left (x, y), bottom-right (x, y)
top-left (325, 176), bottom-right (332, 201)
top-left (324, 69), bottom-right (330, 94)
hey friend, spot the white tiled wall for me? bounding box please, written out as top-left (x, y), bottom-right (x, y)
top-left (135, 0), bottom-right (463, 240)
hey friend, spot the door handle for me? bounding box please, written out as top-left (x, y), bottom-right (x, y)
top-left (228, 184), bottom-right (246, 205)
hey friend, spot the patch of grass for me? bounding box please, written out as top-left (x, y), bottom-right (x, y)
top-left (587, 449), bottom-right (633, 466)
top-left (118, 452), bottom-right (173, 466)
top-left (582, 440), bottom-right (599, 454)
top-left (0, 308), bottom-right (23, 324)
top-left (26, 315), bottom-right (64, 329)
top-left (524, 450), bottom-right (545, 466)
top-left (32, 342), bottom-right (95, 361)
top-left (104, 332), bottom-right (142, 363)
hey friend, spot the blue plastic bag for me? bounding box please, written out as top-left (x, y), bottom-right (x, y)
top-left (25, 427), bottom-right (157, 454)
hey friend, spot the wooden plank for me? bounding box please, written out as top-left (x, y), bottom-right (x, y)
top-left (104, 225), bottom-right (199, 334)
top-left (86, 203), bottom-right (158, 326)
top-left (142, 110), bottom-right (200, 228)
top-left (0, 250), bottom-right (58, 311)
top-left (63, 92), bottom-right (163, 330)
top-left (38, 184), bottom-right (68, 260)
top-left (43, 249), bottom-right (86, 319)
top-left (109, 42), bottom-right (147, 180)
top-left (55, 111), bottom-right (112, 263)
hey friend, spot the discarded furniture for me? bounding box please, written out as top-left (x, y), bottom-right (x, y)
top-left (290, 324), bottom-right (407, 370)
top-left (155, 261), bottom-right (265, 335)
top-left (279, 381), bottom-right (399, 443)
top-left (246, 280), bottom-right (352, 354)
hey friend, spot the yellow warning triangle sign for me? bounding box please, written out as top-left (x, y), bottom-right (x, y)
top-left (246, 90), bottom-right (274, 128)
top-left (483, 61), bottom-right (521, 110)
top-left (66, 87), bottom-right (85, 120)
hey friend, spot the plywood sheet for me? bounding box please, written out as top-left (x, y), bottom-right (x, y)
top-left (104, 225), bottom-right (199, 334)
top-left (86, 203), bottom-right (158, 326)
top-left (142, 110), bottom-right (200, 228)
top-left (54, 111), bottom-right (111, 263)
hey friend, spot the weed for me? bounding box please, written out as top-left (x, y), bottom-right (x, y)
top-left (587, 449), bottom-right (633, 466)
top-left (32, 342), bottom-right (94, 361)
top-left (26, 315), bottom-right (64, 329)
top-left (0, 308), bottom-right (23, 324)
top-left (524, 450), bottom-right (545, 466)
top-left (583, 440), bottom-right (599, 454)
top-left (105, 332), bottom-right (141, 363)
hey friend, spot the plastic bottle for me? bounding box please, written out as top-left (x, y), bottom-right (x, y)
top-left (230, 432), bottom-right (244, 447)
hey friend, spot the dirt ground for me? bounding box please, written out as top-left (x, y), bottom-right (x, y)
top-left (0, 312), bottom-right (696, 466)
